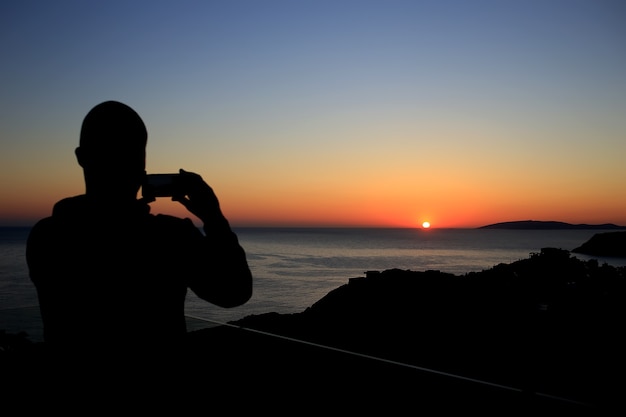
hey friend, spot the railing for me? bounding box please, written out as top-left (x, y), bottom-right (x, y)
top-left (0, 306), bottom-right (600, 409)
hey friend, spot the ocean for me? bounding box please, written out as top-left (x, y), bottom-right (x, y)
top-left (2, 226), bottom-right (625, 342)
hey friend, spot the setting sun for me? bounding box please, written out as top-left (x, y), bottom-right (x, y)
top-left (422, 221), bottom-right (431, 229)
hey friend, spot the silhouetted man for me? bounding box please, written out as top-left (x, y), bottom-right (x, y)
top-left (26, 101), bottom-right (252, 361)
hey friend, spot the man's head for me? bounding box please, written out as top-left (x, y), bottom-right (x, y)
top-left (75, 101), bottom-right (147, 201)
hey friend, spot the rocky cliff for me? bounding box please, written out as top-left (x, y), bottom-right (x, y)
top-left (572, 231), bottom-right (626, 257)
top-left (224, 248), bottom-right (625, 409)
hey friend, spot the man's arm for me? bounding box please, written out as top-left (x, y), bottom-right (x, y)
top-left (174, 169), bottom-right (253, 308)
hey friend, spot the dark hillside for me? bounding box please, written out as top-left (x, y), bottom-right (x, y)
top-left (227, 248), bottom-right (625, 411)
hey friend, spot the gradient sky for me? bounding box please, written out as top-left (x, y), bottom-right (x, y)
top-left (2, 0), bottom-right (625, 228)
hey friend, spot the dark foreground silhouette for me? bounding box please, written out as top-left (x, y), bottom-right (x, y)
top-left (215, 247), bottom-right (624, 412)
top-left (3, 248), bottom-right (623, 413)
top-left (25, 100), bottom-right (252, 355)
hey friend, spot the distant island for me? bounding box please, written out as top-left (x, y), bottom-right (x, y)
top-left (478, 220), bottom-right (626, 230)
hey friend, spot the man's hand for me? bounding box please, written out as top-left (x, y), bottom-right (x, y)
top-left (172, 169), bottom-right (223, 224)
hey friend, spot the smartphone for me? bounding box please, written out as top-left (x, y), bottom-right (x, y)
top-left (142, 173), bottom-right (182, 199)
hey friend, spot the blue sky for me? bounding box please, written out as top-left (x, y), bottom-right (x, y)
top-left (2, 1), bottom-right (626, 227)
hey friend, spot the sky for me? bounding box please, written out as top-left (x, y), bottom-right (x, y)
top-left (1, 0), bottom-right (625, 228)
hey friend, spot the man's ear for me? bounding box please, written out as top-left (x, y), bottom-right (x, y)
top-left (75, 146), bottom-right (85, 168)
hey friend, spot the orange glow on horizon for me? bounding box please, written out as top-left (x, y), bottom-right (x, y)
top-left (3, 181), bottom-right (626, 229)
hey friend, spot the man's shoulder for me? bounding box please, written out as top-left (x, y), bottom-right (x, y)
top-left (30, 195), bottom-right (83, 230)
top-left (29, 216), bottom-right (54, 236)
top-left (51, 195), bottom-right (88, 217)
top-left (28, 195), bottom-right (87, 232)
